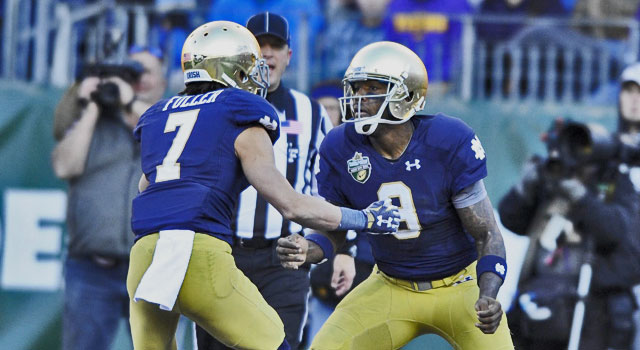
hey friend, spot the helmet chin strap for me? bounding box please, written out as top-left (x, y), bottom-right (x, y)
top-left (355, 120), bottom-right (380, 135)
top-left (353, 98), bottom-right (392, 135)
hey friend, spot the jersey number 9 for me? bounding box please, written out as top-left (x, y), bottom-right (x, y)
top-left (378, 182), bottom-right (421, 239)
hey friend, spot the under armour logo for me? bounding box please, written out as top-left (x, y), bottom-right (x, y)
top-left (452, 275), bottom-right (474, 286)
top-left (405, 159), bottom-right (421, 171)
top-left (376, 215), bottom-right (395, 228)
top-left (259, 116), bottom-right (278, 130)
top-left (495, 263), bottom-right (505, 276)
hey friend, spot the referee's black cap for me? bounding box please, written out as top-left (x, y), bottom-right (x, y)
top-left (246, 12), bottom-right (290, 46)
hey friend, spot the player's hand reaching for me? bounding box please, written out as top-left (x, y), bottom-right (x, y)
top-left (362, 198), bottom-right (400, 234)
top-left (331, 254), bottom-right (356, 296)
top-left (276, 233), bottom-right (308, 270)
top-left (474, 296), bottom-right (503, 334)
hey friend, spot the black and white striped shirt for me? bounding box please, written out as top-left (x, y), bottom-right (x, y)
top-left (233, 83), bottom-right (333, 240)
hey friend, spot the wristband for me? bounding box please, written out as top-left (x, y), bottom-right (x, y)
top-left (476, 255), bottom-right (507, 283)
top-left (306, 233), bottom-right (334, 263)
top-left (337, 207), bottom-right (367, 231)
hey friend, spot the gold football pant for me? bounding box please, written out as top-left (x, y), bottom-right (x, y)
top-left (311, 262), bottom-right (514, 350)
top-left (127, 233), bottom-right (285, 350)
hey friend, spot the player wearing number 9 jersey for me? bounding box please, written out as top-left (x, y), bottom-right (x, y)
top-left (126, 22), bottom-right (400, 350)
top-left (276, 42), bottom-right (514, 350)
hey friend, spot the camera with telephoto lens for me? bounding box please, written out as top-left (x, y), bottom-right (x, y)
top-left (557, 122), bottom-right (617, 167)
top-left (80, 61), bottom-right (144, 117)
top-left (544, 120), bottom-right (640, 178)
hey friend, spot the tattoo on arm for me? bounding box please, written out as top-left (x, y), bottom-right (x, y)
top-left (457, 196), bottom-right (506, 298)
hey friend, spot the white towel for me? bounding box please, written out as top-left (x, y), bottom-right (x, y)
top-left (134, 230), bottom-right (195, 311)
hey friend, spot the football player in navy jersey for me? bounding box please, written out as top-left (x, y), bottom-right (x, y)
top-left (126, 22), bottom-right (400, 350)
top-left (277, 41), bottom-right (514, 349)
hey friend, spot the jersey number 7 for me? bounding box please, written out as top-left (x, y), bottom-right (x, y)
top-left (155, 109), bottom-right (199, 182)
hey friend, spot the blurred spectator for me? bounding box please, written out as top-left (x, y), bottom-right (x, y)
top-left (207, 0), bottom-right (325, 90)
top-left (570, 0), bottom-right (640, 103)
top-left (322, 0), bottom-right (358, 17)
top-left (150, 10), bottom-right (191, 93)
top-left (127, 47), bottom-right (167, 105)
top-left (499, 142), bottom-right (640, 350)
top-left (311, 79), bottom-right (343, 126)
top-left (383, 0), bottom-right (476, 89)
top-left (476, 0), bottom-right (576, 99)
top-left (476, 0), bottom-right (529, 42)
top-left (617, 68), bottom-right (640, 350)
top-left (477, 0), bottom-right (574, 42)
top-left (315, 0), bottom-right (389, 81)
top-left (51, 48), bottom-right (166, 350)
top-left (498, 64), bottom-right (640, 349)
top-left (573, 0), bottom-right (640, 41)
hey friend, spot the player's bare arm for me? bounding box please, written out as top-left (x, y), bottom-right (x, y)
top-left (238, 126), bottom-right (399, 235)
top-left (236, 126), bottom-right (343, 231)
top-left (456, 195), bottom-right (506, 334)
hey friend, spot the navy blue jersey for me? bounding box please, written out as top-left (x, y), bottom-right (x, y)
top-left (317, 114), bottom-right (487, 280)
top-left (131, 88), bottom-right (280, 243)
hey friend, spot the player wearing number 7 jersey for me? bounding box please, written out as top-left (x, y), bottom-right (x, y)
top-left (126, 22), bottom-right (400, 350)
top-left (276, 41), bottom-right (514, 350)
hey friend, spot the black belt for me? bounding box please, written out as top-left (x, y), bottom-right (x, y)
top-left (233, 237), bottom-right (275, 249)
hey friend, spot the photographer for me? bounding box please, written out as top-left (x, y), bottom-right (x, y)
top-left (498, 70), bottom-right (640, 349)
top-left (616, 61), bottom-right (640, 350)
top-left (618, 62), bottom-right (640, 159)
top-left (51, 47), bottom-right (166, 350)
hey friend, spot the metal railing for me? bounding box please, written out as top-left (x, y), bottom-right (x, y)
top-left (2, 1), bottom-right (639, 105)
top-left (461, 15), bottom-right (639, 103)
top-left (2, 0), bottom-right (187, 87)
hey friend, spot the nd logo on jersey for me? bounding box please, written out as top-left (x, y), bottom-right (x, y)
top-left (347, 152), bottom-right (371, 184)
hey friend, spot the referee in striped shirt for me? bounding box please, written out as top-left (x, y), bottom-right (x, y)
top-left (195, 12), bottom-right (356, 350)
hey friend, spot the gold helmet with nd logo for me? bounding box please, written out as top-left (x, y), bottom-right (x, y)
top-left (181, 21), bottom-right (270, 97)
top-left (340, 41), bottom-right (429, 135)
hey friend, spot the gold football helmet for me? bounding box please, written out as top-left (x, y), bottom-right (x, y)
top-left (181, 21), bottom-right (269, 97)
top-left (340, 41), bottom-right (428, 135)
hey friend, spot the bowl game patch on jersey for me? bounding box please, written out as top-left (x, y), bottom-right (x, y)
top-left (347, 152), bottom-right (371, 184)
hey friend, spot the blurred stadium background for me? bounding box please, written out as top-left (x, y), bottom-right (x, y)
top-left (1, 0), bottom-right (638, 349)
